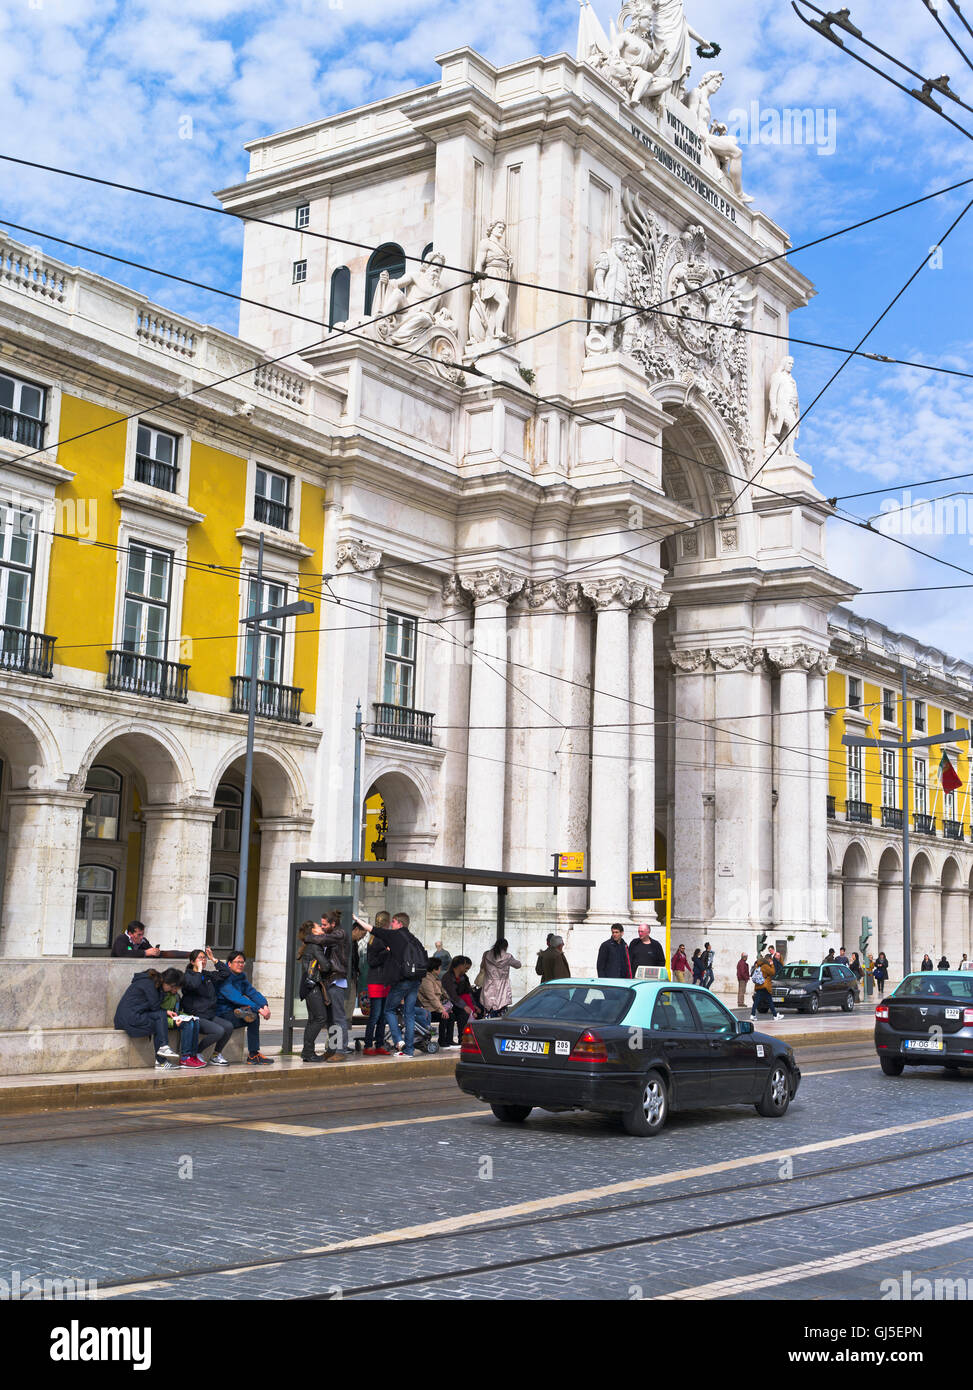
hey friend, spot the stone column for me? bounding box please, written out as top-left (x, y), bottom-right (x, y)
top-left (0, 790), bottom-right (88, 957)
top-left (582, 577), bottom-right (645, 920)
top-left (807, 656), bottom-right (834, 929)
top-left (670, 647), bottom-right (712, 935)
top-left (768, 646), bottom-right (814, 932)
top-left (140, 805), bottom-right (218, 948)
top-left (628, 592), bottom-right (670, 886)
top-left (315, 538), bottom-right (382, 860)
top-left (461, 568), bottom-right (524, 870)
top-left (254, 815), bottom-right (313, 998)
top-left (710, 646), bottom-right (770, 935)
top-left (434, 575), bottom-right (471, 865)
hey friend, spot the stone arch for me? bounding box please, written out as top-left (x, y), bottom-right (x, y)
top-left (911, 850), bottom-right (939, 967)
top-left (207, 739), bottom-right (309, 819)
top-left (840, 839), bottom-right (875, 950)
top-left (877, 846), bottom-right (902, 974)
top-left (75, 719), bottom-right (194, 805)
top-left (0, 700), bottom-right (62, 789)
top-left (364, 761), bottom-right (438, 861)
top-left (941, 855), bottom-right (966, 964)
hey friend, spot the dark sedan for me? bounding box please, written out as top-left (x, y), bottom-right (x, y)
top-left (771, 962), bottom-right (860, 1013)
top-left (874, 971), bottom-right (973, 1075)
top-left (455, 978), bottom-right (801, 1136)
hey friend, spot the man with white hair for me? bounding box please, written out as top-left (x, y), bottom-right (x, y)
top-left (629, 922), bottom-right (665, 971)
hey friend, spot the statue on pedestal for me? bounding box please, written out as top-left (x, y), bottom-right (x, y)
top-left (585, 236), bottom-right (637, 354)
top-left (371, 251), bottom-right (455, 348)
top-left (579, 0), bottom-right (718, 108)
top-left (764, 356), bottom-right (801, 457)
top-left (468, 220), bottom-right (514, 345)
top-left (685, 71), bottom-right (750, 202)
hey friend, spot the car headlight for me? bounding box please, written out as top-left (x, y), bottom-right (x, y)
top-left (789, 988), bottom-right (806, 995)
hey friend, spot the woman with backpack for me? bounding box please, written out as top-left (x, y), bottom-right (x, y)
top-left (873, 951), bottom-right (890, 997)
top-left (113, 967), bottom-right (186, 1069)
top-left (749, 954), bottom-right (781, 1021)
top-left (478, 938), bottom-right (522, 1017)
top-left (364, 911), bottom-right (429, 1057)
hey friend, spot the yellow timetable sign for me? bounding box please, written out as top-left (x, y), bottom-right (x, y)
top-left (557, 852), bottom-right (585, 872)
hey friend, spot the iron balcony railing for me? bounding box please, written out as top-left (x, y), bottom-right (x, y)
top-left (914, 812), bottom-right (936, 835)
top-left (106, 649), bottom-right (189, 702)
top-left (134, 453), bottom-right (179, 493)
top-left (254, 495), bottom-right (291, 531)
top-left (0, 625), bottom-right (54, 677)
top-left (826, 795), bottom-right (836, 819)
top-left (944, 819), bottom-right (965, 841)
top-left (845, 799), bottom-right (872, 825)
top-left (372, 702), bottom-right (435, 746)
top-left (230, 675), bottom-right (302, 724)
top-left (0, 407), bottom-right (45, 449)
top-left (881, 806), bottom-right (903, 830)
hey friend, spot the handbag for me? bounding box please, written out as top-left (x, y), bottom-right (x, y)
top-left (300, 955), bottom-right (331, 1005)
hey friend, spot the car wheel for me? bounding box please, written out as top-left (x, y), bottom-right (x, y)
top-left (808, 993), bottom-right (820, 1014)
top-left (755, 1062), bottom-right (791, 1117)
top-left (842, 992), bottom-right (856, 1013)
top-left (490, 1103), bottom-right (532, 1123)
top-left (622, 1070), bottom-right (669, 1136)
top-left (880, 1056), bottom-right (905, 1077)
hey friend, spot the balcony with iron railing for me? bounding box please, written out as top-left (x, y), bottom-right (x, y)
top-left (914, 812), bottom-right (936, 835)
top-left (0, 625), bottom-right (55, 676)
top-left (881, 806), bottom-right (903, 830)
top-left (372, 702), bottom-right (435, 747)
top-left (0, 407), bottom-right (45, 450)
top-left (944, 819), bottom-right (965, 841)
top-left (253, 494), bottom-right (291, 531)
top-left (134, 453), bottom-right (179, 493)
top-left (230, 675), bottom-right (302, 724)
top-left (106, 649), bottom-right (189, 702)
top-left (845, 799), bottom-right (872, 824)
top-left (827, 795), bottom-right (836, 819)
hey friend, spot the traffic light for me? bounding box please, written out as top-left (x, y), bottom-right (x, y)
top-left (860, 915), bottom-right (872, 956)
top-left (757, 932), bottom-right (768, 954)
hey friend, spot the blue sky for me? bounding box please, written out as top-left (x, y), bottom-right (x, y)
top-left (3, 0), bottom-right (973, 655)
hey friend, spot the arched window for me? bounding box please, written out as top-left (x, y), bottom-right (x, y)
top-left (75, 865), bottom-right (115, 949)
top-left (329, 266), bottom-right (350, 328)
top-left (421, 242), bottom-right (434, 263)
top-left (212, 783), bottom-right (242, 853)
top-left (83, 766), bottom-right (122, 841)
top-left (364, 242), bottom-right (406, 315)
top-left (207, 874), bottom-right (237, 951)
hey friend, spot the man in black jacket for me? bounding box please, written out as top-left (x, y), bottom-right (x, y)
top-left (362, 912), bottom-right (427, 1057)
top-left (597, 924), bottom-right (632, 979)
top-left (629, 923), bottom-right (665, 972)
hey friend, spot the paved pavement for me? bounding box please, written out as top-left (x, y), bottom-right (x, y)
top-left (1, 1037), bottom-right (970, 1302)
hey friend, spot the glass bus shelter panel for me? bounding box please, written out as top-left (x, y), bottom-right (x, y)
top-left (292, 874), bottom-right (352, 1019)
top-left (503, 888), bottom-right (559, 1005)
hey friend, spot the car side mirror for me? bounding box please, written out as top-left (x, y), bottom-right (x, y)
top-left (737, 1019), bottom-right (754, 1034)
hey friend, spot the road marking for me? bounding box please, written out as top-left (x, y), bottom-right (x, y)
top-left (147, 1108), bottom-right (484, 1137)
top-left (88, 1105), bottom-right (973, 1298)
top-left (652, 1220), bottom-right (973, 1299)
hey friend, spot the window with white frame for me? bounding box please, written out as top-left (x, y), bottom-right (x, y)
top-left (206, 874), bottom-right (237, 951)
top-left (945, 787), bottom-right (957, 822)
top-left (254, 466), bottom-right (291, 531)
top-left (847, 743), bottom-right (863, 802)
top-left (847, 675), bottom-right (862, 710)
top-left (881, 749), bottom-right (898, 808)
top-left (0, 371), bottom-right (45, 447)
top-left (914, 699), bottom-right (926, 733)
top-left (383, 611), bottom-right (417, 708)
top-left (74, 865), bottom-right (115, 950)
top-left (296, 204), bottom-right (310, 229)
top-left (0, 502), bottom-right (37, 632)
top-left (944, 708), bottom-right (954, 732)
top-left (882, 687), bottom-right (896, 722)
top-left (83, 766), bottom-right (122, 841)
top-left (212, 783), bottom-right (242, 853)
top-left (292, 260), bottom-right (307, 284)
top-left (244, 575), bottom-right (287, 685)
top-left (121, 543), bottom-right (172, 657)
top-left (135, 423), bottom-right (179, 493)
top-left (914, 757), bottom-right (928, 816)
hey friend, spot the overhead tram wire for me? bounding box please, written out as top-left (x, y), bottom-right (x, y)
top-left (921, 0), bottom-right (973, 76)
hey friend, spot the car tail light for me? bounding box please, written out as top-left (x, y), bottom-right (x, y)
top-left (460, 1025), bottom-right (481, 1055)
top-left (963, 1008), bottom-right (973, 1027)
top-left (875, 1003), bottom-right (889, 1022)
top-left (570, 1030), bottom-right (608, 1062)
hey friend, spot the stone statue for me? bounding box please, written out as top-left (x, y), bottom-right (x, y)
top-left (764, 356), bottom-right (800, 457)
top-left (583, 0), bottom-right (716, 106)
top-left (605, 16), bottom-right (671, 109)
top-left (372, 251), bottom-right (454, 348)
top-left (585, 236), bottom-right (636, 354)
top-left (644, 0), bottom-right (714, 99)
top-left (468, 220), bottom-right (513, 344)
top-left (685, 70), bottom-right (750, 202)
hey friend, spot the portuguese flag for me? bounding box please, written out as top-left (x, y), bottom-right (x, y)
top-left (939, 750), bottom-right (963, 794)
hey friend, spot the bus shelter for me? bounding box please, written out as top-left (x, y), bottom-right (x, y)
top-left (281, 860), bottom-right (594, 1052)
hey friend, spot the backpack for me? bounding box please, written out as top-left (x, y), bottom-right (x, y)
top-left (750, 962), bottom-right (764, 985)
top-left (398, 933), bottom-right (429, 982)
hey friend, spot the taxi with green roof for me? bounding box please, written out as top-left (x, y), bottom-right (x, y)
top-left (455, 977), bottom-right (800, 1136)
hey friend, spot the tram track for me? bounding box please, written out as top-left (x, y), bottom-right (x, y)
top-left (87, 1132), bottom-right (973, 1300)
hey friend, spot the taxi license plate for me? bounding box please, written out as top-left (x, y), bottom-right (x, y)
top-left (498, 1039), bottom-right (549, 1055)
top-left (903, 1038), bottom-right (944, 1052)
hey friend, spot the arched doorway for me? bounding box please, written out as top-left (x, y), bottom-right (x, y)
top-left (361, 766), bottom-right (436, 862)
top-left (877, 847), bottom-right (902, 977)
top-left (941, 856), bottom-right (965, 966)
top-left (840, 841), bottom-right (875, 952)
top-left (910, 851), bottom-right (938, 969)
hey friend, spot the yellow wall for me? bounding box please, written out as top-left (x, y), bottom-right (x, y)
top-left (295, 482), bottom-right (325, 714)
top-left (183, 440), bottom-right (248, 698)
top-left (46, 395), bottom-right (125, 673)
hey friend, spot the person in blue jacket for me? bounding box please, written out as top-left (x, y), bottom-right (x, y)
top-left (213, 950), bottom-right (275, 1064)
top-left (113, 968), bottom-right (186, 1069)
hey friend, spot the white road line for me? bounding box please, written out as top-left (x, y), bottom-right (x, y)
top-left (652, 1221), bottom-right (973, 1299)
top-left (151, 1110), bottom-right (484, 1137)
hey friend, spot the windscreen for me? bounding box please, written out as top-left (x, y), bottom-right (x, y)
top-left (506, 984), bottom-right (633, 1026)
top-left (895, 974), bottom-right (973, 1000)
top-left (780, 965), bottom-right (819, 980)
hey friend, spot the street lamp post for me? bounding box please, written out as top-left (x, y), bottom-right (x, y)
top-left (841, 665), bottom-right (969, 977)
top-left (233, 530), bottom-right (314, 955)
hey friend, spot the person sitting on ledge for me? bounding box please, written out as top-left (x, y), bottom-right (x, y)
top-left (213, 950), bottom-right (275, 1065)
top-left (113, 967), bottom-right (186, 1070)
top-left (111, 920), bottom-right (185, 959)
